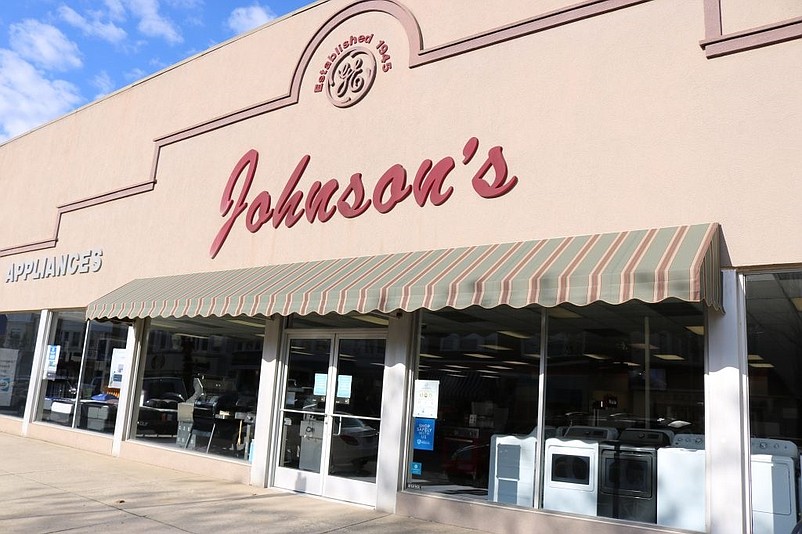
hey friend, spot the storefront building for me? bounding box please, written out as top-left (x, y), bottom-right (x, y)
top-left (2, 1), bottom-right (802, 533)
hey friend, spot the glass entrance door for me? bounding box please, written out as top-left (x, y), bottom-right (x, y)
top-left (274, 333), bottom-right (386, 506)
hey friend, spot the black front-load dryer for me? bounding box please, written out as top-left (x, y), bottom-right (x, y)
top-left (597, 428), bottom-right (673, 523)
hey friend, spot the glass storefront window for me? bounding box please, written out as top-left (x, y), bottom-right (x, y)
top-left (76, 320), bottom-right (129, 433)
top-left (38, 312), bottom-right (129, 434)
top-left (39, 311), bottom-right (87, 425)
top-left (405, 301), bottom-right (706, 531)
top-left (543, 300), bottom-right (705, 530)
top-left (746, 272), bottom-right (802, 534)
top-left (0, 312), bottom-right (40, 418)
top-left (407, 306), bottom-right (542, 503)
top-left (136, 315), bottom-right (264, 462)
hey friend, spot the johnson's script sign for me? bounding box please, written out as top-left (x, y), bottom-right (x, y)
top-left (210, 137), bottom-right (519, 258)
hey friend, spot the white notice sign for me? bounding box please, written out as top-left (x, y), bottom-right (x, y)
top-left (336, 374), bottom-right (353, 399)
top-left (44, 345), bottom-right (61, 380)
top-left (108, 348), bottom-right (129, 389)
top-left (313, 373), bottom-right (328, 396)
top-left (413, 379), bottom-right (440, 419)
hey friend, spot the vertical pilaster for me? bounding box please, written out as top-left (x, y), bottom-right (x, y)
top-left (375, 311), bottom-right (416, 513)
top-left (250, 315), bottom-right (283, 487)
top-left (706, 269), bottom-right (750, 534)
top-left (22, 309), bottom-right (53, 435)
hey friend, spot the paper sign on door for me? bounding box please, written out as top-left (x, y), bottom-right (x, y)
top-left (412, 379), bottom-right (439, 418)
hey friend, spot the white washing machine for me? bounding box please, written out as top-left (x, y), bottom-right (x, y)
top-left (543, 427), bottom-right (618, 516)
top-left (657, 434), bottom-right (706, 532)
top-left (751, 438), bottom-right (799, 534)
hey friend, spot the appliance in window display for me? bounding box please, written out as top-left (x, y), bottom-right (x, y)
top-left (186, 377), bottom-right (254, 456)
top-left (488, 427), bottom-right (555, 506)
top-left (751, 438), bottom-right (799, 534)
top-left (597, 428), bottom-right (674, 523)
top-left (543, 426), bottom-right (619, 516)
top-left (299, 416), bottom-right (324, 472)
top-left (656, 434), bottom-right (706, 531)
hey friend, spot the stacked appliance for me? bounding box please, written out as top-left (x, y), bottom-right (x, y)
top-left (597, 428), bottom-right (674, 523)
top-left (543, 426), bottom-right (619, 515)
top-left (191, 378), bottom-right (239, 453)
top-left (751, 437), bottom-right (799, 534)
top-left (488, 427), bottom-right (555, 506)
top-left (657, 433), bottom-right (706, 531)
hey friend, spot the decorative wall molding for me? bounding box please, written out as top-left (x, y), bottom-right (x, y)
top-left (0, 0), bottom-right (649, 258)
top-left (700, 0), bottom-right (802, 58)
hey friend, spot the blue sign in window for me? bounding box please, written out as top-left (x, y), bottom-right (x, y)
top-left (410, 461), bottom-right (422, 476)
top-left (413, 417), bottom-right (435, 451)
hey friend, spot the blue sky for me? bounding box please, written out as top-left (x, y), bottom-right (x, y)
top-left (0, 0), bottom-right (314, 142)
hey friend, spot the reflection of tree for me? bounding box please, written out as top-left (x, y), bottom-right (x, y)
top-left (181, 338), bottom-right (194, 395)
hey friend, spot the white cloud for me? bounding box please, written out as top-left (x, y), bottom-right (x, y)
top-left (8, 20), bottom-right (82, 72)
top-left (104, 0), bottom-right (127, 21)
top-left (165, 0), bottom-right (203, 8)
top-left (0, 49), bottom-right (83, 141)
top-left (126, 0), bottom-right (183, 44)
top-left (227, 4), bottom-right (276, 34)
top-left (58, 6), bottom-right (127, 44)
top-left (91, 70), bottom-right (116, 99)
top-left (124, 67), bottom-right (147, 81)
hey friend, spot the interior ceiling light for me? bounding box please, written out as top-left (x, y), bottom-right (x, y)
top-left (503, 361), bottom-right (531, 366)
top-left (480, 369), bottom-right (500, 374)
top-left (174, 333), bottom-right (208, 339)
top-left (353, 314), bottom-right (390, 326)
top-left (499, 330), bottom-right (531, 339)
top-left (523, 353), bottom-right (541, 359)
top-left (583, 353), bottom-right (609, 360)
top-left (488, 364), bottom-right (513, 370)
top-left (445, 364), bottom-right (470, 369)
top-left (465, 353), bottom-right (495, 359)
top-left (420, 353), bottom-right (443, 359)
top-left (686, 326), bottom-right (705, 336)
top-left (479, 344), bottom-right (512, 351)
top-left (614, 361), bottom-right (641, 367)
top-left (446, 373), bottom-right (467, 378)
top-left (228, 319), bottom-right (265, 328)
top-left (548, 307), bottom-right (582, 319)
top-left (792, 297), bottom-right (802, 312)
top-left (747, 354), bottom-right (763, 361)
top-left (654, 354), bottom-right (685, 361)
top-left (749, 363), bottom-right (774, 368)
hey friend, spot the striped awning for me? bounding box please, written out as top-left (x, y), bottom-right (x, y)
top-left (86, 223), bottom-right (721, 320)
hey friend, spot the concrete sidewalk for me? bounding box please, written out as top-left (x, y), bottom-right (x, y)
top-left (0, 432), bottom-right (481, 533)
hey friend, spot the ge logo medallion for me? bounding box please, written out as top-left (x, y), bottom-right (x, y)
top-left (326, 47), bottom-right (376, 108)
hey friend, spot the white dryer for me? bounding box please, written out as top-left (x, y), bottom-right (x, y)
top-left (543, 427), bottom-right (618, 516)
top-left (657, 434), bottom-right (706, 531)
top-left (751, 438), bottom-right (799, 534)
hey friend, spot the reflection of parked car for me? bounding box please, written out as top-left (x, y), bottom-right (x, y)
top-left (137, 377), bottom-right (188, 436)
top-left (329, 417), bottom-right (379, 473)
top-left (283, 415), bottom-right (380, 474)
